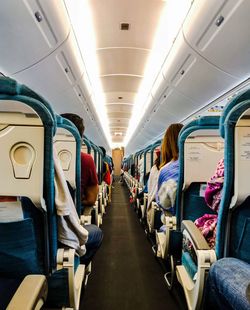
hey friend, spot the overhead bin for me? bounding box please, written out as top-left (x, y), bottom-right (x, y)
top-left (183, 0), bottom-right (250, 79)
top-left (155, 88), bottom-right (200, 121)
top-left (162, 32), bottom-right (239, 105)
top-left (13, 31), bottom-right (85, 107)
top-left (0, 0), bottom-right (70, 75)
top-left (151, 71), bottom-right (169, 104)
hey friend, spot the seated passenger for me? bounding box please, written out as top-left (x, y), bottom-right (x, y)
top-left (54, 146), bottom-right (88, 256)
top-left (194, 158), bottom-right (224, 248)
top-left (204, 258), bottom-right (250, 310)
top-left (61, 113), bottom-right (103, 266)
top-left (138, 157), bottom-right (144, 185)
top-left (137, 172), bottom-right (150, 200)
top-left (156, 123), bottom-right (183, 216)
top-left (99, 146), bottom-right (112, 186)
top-left (147, 149), bottom-right (161, 208)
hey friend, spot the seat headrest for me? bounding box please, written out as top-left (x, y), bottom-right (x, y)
top-left (56, 115), bottom-right (64, 125)
top-left (0, 77), bottom-right (56, 128)
top-left (57, 115), bottom-right (81, 142)
top-left (179, 116), bottom-right (220, 143)
top-left (220, 89), bottom-right (250, 138)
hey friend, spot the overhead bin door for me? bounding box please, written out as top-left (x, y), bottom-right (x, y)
top-left (0, 0), bottom-right (70, 75)
top-left (151, 71), bottom-right (169, 104)
top-left (162, 32), bottom-right (239, 105)
top-left (153, 88), bottom-right (199, 121)
top-left (183, 0), bottom-right (250, 79)
top-left (13, 31), bottom-right (84, 111)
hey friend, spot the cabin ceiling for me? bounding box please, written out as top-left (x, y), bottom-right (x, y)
top-left (89, 0), bottom-right (165, 144)
top-left (0, 0), bottom-right (250, 155)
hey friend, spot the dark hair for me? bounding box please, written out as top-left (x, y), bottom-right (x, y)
top-left (99, 146), bottom-right (106, 157)
top-left (160, 123), bottom-right (183, 168)
top-left (154, 156), bottom-right (161, 170)
top-left (61, 113), bottom-right (85, 137)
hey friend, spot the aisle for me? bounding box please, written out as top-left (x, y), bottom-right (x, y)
top-left (81, 180), bottom-right (186, 310)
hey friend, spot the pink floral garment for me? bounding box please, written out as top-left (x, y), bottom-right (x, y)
top-left (194, 159), bottom-right (224, 248)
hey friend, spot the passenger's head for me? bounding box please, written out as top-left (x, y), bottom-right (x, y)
top-left (61, 113), bottom-right (85, 137)
top-left (99, 146), bottom-right (106, 157)
top-left (154, 149), bottom-right (161, 170)
top-left (160, 123), bottom-right (183, 168)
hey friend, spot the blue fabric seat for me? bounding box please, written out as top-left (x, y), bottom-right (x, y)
top-left (173, 116), bottom-right (221, 271)
top-left (216, 89), bottom-right (250, 259)
top-left (0, 77), bottom-right (84, 308)
top-left (204, 258), bottom-right (250, 310)
top-left (58, 115), bottom-right (103, 265)
top-left (203, 89), bottom-right (250, 310)
top-left (163, 116), bottom-right (224, 307)
top-left (56, 115), bottom-right (82, 216)
top-left (0, 77), bottom-right (56, 308)
top-left (0, 278), bottom-right (23, 310)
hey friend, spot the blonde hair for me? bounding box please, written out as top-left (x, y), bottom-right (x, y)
top-left (160, 123), bottom-right (183, 168)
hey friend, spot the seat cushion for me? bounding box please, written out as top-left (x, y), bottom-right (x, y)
top-left (205, 257), bottom-right (250, 310)
top-left (0, 278), bottom-right (22, 310)
top-left (0, 219), bottom-right (41, 277)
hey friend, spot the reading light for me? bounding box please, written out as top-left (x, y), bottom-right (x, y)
top-left (124, 0), bottom-right (192, 147)
top-left (64, 0), bottom-right (112, 147)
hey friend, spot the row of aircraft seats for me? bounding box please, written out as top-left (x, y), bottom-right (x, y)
top-left (0, 77), bottom-right (112, 309)
top-left (123, 89), bottom-right (250, 310)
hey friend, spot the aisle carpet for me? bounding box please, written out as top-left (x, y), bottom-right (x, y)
top-left (81, 179), bottom-right (186, 310)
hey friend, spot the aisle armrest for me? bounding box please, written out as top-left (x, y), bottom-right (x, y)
top-left (182, 220), bottom-right (210, 250)
top-left (7, 275), bottom-right (47, 310)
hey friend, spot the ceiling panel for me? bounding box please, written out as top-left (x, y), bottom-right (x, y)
top-left (98, 48), bottom-right (149, 76)
top-left (107, 111), bottom-right (132, 118)
top-left (90, 0), bottom-right (164, 49)
top-left (109, 118), bottom-right (129, 125)
top-left (106, 104), bottom-right (133, 113)
top-left (104, 92), bottom-right (136, 104)
top-left (112, 135), bottom-right (124, 142)
top-left (89, 0), bottom-right (166, 145)
top-left (101, 75), bottom-right (142, 93)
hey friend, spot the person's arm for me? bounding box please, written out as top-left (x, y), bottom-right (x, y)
top-left (82, 184), bottom-right (99, 206)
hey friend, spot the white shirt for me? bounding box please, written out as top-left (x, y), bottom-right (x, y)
top-left (54, 147), bottom-right (88, 256)
top-left (147, 164), bottom-right (160, 208)
top-left (138, 158), bottom-right (144, 185)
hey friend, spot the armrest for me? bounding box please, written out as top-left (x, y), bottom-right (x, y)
top-left (151, 201), bottom-right (160, 210)
top-left (182, 220), bottom-right (210, 250)
top-left (7, 275), bottom-right (47, 310)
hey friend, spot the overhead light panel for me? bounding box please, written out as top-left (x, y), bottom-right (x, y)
top-left (124, 0), bottom-right (192, 147)
top-left (64, 0), bottom-right (112, 147)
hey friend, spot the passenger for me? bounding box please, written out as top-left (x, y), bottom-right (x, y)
top-left (156, 123), bottom-right (183, 215)
top-left (194, 158), bottom-right (224, 248)
top-left (119, 159), bottom-right (126, 183)
top-left (99, 146), bottom-right (112, 186)
top-left (110, 157), bottom-right (114, 184)
top-left (137, 172), bottom-right (150, 200)
top-left (54, 147), bottom-right (88, 256)
top-left (138, 156), bottom-right (144, 185)
top-left (61, 113), bottom-right (103, 266)
top-left (146, 149), bottom-right (161, 209)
